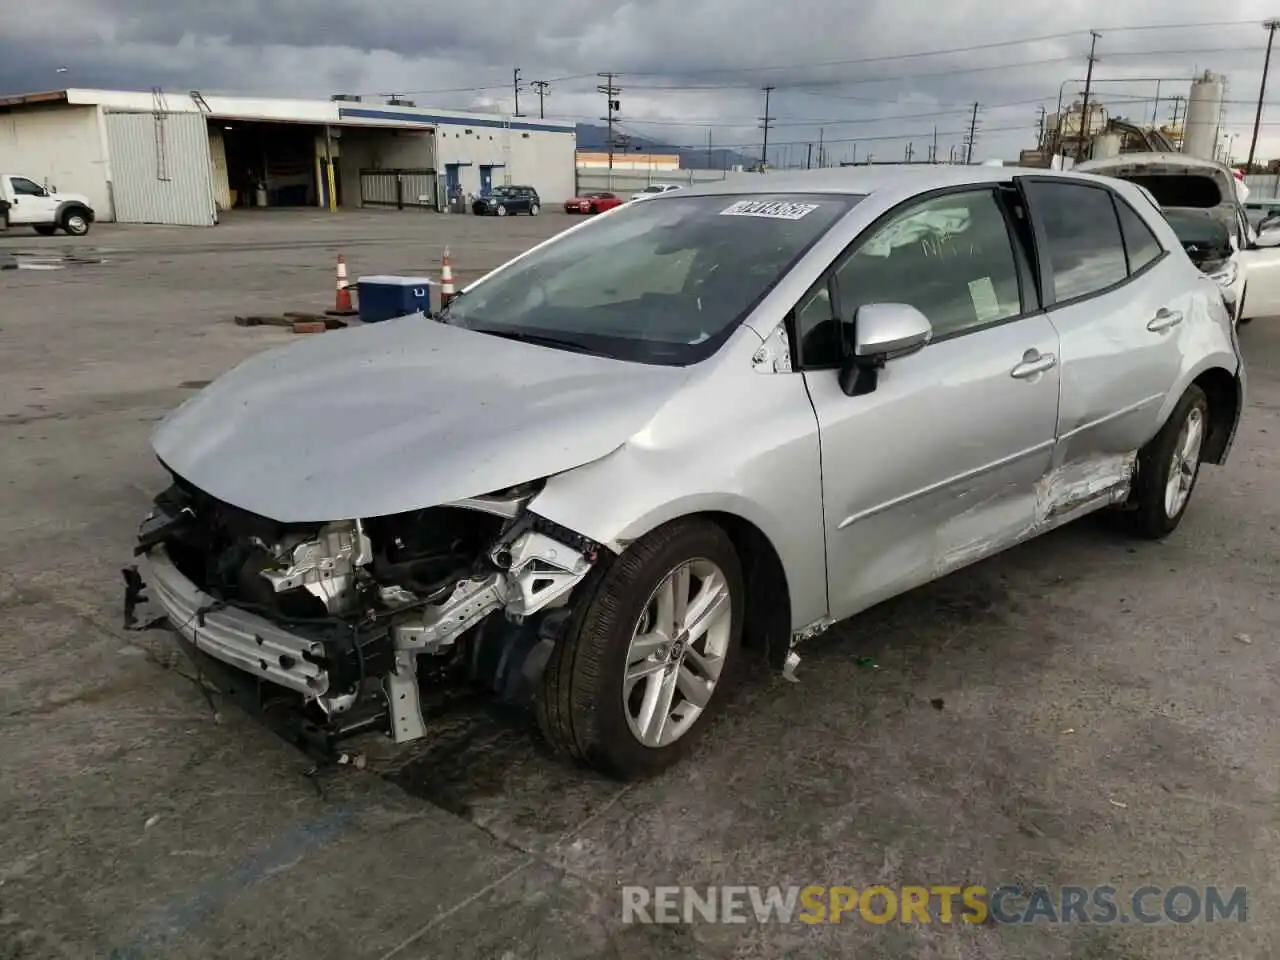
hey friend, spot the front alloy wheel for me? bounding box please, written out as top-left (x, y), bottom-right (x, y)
top-left (537, 518), bottom-right (744, 779)
top-left (624, 559), bottom-right (732, 748)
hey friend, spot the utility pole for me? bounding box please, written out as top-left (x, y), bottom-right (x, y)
top-left (1036, 105), bottom-right (1047, 145)
top-left (1076, 30), bottom-right (1101, 160)
top-left (1247, 19), bottom-right (1280, 171)
top-left (706, 127), bottom-right (713, 170)
top-left (597, 73), bottom-right (622, 172)
top-left (931, 125), bottom-right (938, 162)
top-left (1166, 96), bottom-right (1184, 148)
top-left (817, 127), bottom-right (825, 167)
top-left (513, 67), bottom-right (523, 117)
top-left (905, 142), bottom-right (914, 163)
top-left (965, 102), bottom-right (980, 163)
top-left (759, 85), bottom-right (775, 171)
top-left (806, 142), bottom-right (813, 169)
top-left (530, 80), bottom-right (550, 119)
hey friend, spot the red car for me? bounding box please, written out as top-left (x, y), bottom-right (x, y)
top-left (563, 191), bottom-right (624, 214)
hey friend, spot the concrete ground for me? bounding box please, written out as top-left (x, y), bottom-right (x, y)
top-left (1, 208), bottom-right (1278, 960)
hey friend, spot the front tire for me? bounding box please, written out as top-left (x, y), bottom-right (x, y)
top-left (1129, 385), bottom-right (1209, 539)
top-left (62, 210), bottom-right (90, 236)
top-left (537, 519), bottom-right (744, 779)
top-left (529, 203), bottom-right (540, 216)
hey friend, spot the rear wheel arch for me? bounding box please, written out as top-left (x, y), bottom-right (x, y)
top-left (1193, 366), bottom-right (1240, 464)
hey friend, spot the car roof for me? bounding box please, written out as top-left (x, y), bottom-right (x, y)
top-left (663, 163), bottom-right (1125, 200)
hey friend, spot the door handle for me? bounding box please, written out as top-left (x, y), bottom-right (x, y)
top-left (1147, 308), bottom-right (1184, 332)
top-left (1010, 352), bottom-right (1057, 379)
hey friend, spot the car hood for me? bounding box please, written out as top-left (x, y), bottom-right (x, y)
top-left (151, 315), bottom-right (691, 523)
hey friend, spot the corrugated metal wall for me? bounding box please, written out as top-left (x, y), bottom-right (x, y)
top-left (208, 126), bottom-right (232, 211)
top-left (104, 111), bottom-right (216, 226)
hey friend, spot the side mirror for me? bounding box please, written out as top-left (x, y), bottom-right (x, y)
top-left (1254, 227), bottom-right (1280, 248)
top-left (838, 303), bottom-right (932, 397)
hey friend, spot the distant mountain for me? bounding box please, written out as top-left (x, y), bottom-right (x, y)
top-left (574, 123), bottom-right (754, 171)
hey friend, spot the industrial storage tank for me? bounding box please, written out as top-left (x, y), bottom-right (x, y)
top-left (1184, 71), bottom-right (1225, 160)
top-left (1091, 132), bottom-right (1123, 160)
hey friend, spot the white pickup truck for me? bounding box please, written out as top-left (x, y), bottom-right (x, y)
top-left (0, 174), bottom-right (95, 236)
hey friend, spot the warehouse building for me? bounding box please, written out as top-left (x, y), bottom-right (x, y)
top-left (0, 88), bottom-right (576, 226)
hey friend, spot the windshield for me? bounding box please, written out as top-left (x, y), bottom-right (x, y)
top-left (642, 186), bottom-right (666, 193)
top-left (1163, 209), bottom-right (1231, 247)
top-left (441, 192), bottom-right (858, 365)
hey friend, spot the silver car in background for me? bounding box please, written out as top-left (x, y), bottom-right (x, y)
top-left (130, 166), bottom-right (1244, 779)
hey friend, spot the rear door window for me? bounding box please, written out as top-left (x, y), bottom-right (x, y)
top-left (1023, 181), bottom-right (1128, 302)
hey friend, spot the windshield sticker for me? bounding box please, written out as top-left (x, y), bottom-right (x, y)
top-left (720, 200), bottom-right (820, 220)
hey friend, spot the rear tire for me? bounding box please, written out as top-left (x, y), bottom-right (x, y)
top-left (536, 518), bottom-right (744, 780)
top-left (496, 204), bottom-right (507, 217)
top-left (1129, 385), bottom-right (1209, 539)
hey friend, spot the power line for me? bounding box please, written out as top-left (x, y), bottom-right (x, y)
top-left (590, 19), bottom-right (1267, 81)
top-left (352, 22), bottom-right (1274, 100)
top-left (620, 45), bottom-right (1270, 95)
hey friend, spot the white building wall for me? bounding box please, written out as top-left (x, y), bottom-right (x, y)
top-left (433, 120), bottom-right (575, 202)
top-left (0, 103), bottom-right (111, 218)
top-left (337, 105), bottom-right (576, 203)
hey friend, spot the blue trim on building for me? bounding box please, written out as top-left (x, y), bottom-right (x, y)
top-left (338, 107), bottom-right (574, 135)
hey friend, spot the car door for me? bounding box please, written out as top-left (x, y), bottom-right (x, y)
top-left (6, 176), bottom-right (57, 224)
top-left (798, 185), bottom-right (1062, 620)
top-left (1236, 198), bottom-right (1280, 318)
top-left (1016, 177), bottom-right (1186, 495)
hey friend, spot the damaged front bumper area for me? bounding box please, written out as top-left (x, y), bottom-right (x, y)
top-left (126, 477), bottom-right (599, 758)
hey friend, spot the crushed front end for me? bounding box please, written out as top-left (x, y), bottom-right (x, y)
top-left (126, 474), bottom-right (599, 759)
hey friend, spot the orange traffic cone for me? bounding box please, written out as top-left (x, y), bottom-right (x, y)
top-left (440, 247), bottom-right (456, 307)
top-left (326, 253), bottom-right (358, 317)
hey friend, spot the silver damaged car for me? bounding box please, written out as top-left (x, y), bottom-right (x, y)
top-left (129, 166), bottom-right (1245, 779)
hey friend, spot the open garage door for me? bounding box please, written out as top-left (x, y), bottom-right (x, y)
top-left (104, 111), bottom-right (217, 226)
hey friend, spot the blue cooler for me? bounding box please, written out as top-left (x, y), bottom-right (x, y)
top-left (356, 275), bottom-right (437, 323)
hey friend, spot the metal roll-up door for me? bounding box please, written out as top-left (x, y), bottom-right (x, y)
top-left (104, 111), bottom-right (217, 226)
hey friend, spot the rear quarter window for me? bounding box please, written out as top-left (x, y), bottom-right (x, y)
top-left (1112, 197), bottom-right (1165, 274)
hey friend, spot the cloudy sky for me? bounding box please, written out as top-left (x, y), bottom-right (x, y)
top-left (6, 1), bottom-right (1280, 165)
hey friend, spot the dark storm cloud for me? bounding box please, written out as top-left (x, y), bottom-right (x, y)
top-left (4, 0), bottom-right (1280, 159)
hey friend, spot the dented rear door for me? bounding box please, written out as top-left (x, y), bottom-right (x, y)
top-left (1018, 177), bottom-right (1186, 499)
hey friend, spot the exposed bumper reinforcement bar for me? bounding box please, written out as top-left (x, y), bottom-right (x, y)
top-left (144, 546), bottom-right (333, 701)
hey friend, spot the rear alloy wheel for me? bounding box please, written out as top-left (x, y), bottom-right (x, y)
top-left (496, 204), bottom-right (508, 217)
top-left (536, 519), bottom-right (744, 779)
top-left (1129, 384), bottom-right (1209, 539)
top-left (529, 203), bottom-right (540, 216)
